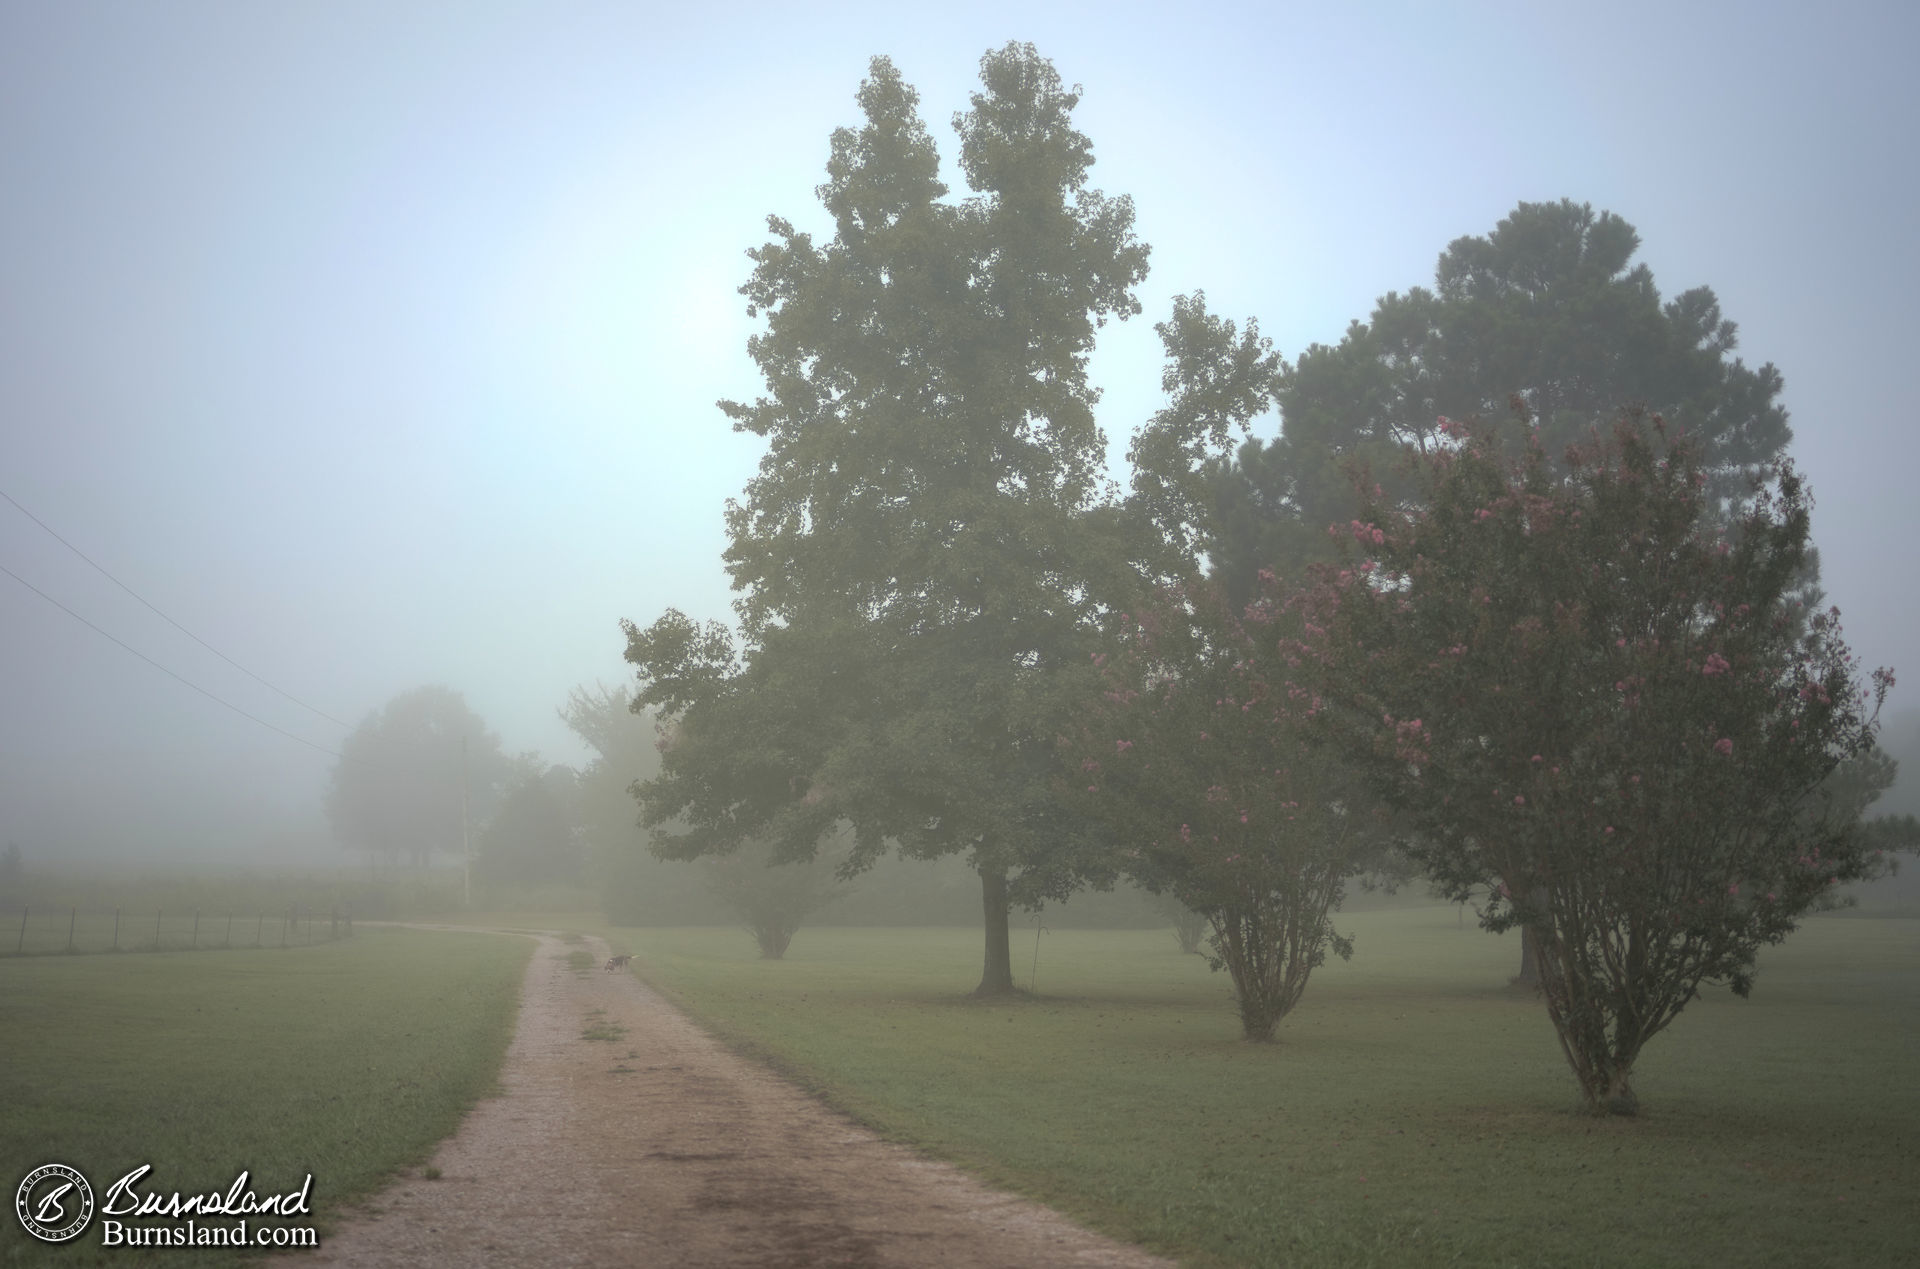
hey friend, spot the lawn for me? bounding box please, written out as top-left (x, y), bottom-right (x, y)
top-left (0, 925), bottom-right (530, 1267)
top-left (615, 907), bottom-right (1920, 1268)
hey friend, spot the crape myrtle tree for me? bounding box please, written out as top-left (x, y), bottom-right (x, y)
top-left (702, 833), bottom-right (852, 960)
top-left (1210, 200), bottom-right (1815, 984)
top-left (1151, 890), bottom-right (1210, 955)
top-left (1316, 410), bottom-right (1893, 1113)
top-left (1068, 294), bottom-right (1390, 1039)
top-left (1070, 574), bottom-right (1385, 1040)
top-left (624, 45), bottom-right (1151, 994)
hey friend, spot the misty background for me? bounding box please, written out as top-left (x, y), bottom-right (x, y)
top-left (3, 1), bottom-right (1916, 870)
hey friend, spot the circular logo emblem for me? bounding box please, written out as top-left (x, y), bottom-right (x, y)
top-left (15, 1164), bottom-right (95, 1244)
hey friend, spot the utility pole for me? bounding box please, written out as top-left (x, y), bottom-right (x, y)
top-left (461, 734), bottom-right (472, 908)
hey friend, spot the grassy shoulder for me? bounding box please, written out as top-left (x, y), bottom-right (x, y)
top-left (0, 925), bottom-right (530, 1267)
top-left (617, 909), bottom-right (1920, 1269)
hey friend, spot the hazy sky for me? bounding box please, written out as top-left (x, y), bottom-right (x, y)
top-left (3, 1), bottom-right (1915, 865)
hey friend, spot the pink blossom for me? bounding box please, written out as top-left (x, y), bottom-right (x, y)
top-left (1091, 652), bottom-right (1107, 667)
top-left (1116, 739), bottom-right (1134, 753)
top-left (1531, 754), bottom-right (1543, 763)
top-left (1371, 527), bottom-right (1385, 546)
top-left (1604, 826), bottom-right (1615, 835)
top-left (1616, 638), bottom-right (1627, 648)
top-left (1728, 883), bottom-right (1739, 896)
top-left (1702, 652), bottom-right (1731, 677)
top-left (1087, 785), bottom-right (1097, 793)
top-left (1514, 795), bottom-right (1526, 806)
top-left (1714, 738), bottom-right (1733, 756)
top-left (1239, 813), bottom-right (1249, 824)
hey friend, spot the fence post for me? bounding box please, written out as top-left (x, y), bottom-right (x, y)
top-left (17, 905), bottom-right (26, 953)
top-left (113, 908), bottom-right (120, 952)
top-left (67, 907), bottom-right (75, 954)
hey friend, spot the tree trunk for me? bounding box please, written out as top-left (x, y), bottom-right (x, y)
top-left (975, 865), bottom-right (1016, 996)
top-left (1514, 924), bottom-right (1541, 987)
top-left (1604, 1070), bottom-right (1639, 1116)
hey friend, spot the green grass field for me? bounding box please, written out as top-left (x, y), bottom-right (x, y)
top-left (6, 899), bottom-right (1911, 1267)
top-left (0, 925), bottom-right (529, 1267)
top-left (613, 908), bottom-right (1920, 1268)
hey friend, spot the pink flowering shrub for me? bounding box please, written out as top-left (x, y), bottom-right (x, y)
top-left (1067, 576), bottom-right (1386, 1041)
top-left (1316, 409), bottom-right (1893, 1114)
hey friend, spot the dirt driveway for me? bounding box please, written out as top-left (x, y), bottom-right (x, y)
top-left (287, 931), bottom-right (1171, 1267)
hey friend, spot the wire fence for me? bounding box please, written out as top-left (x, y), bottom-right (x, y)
top-left (1, 903), bottom-right (353, 956)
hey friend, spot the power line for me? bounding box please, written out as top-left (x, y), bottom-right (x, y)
top-left (0, 559), bottom-right (342, 759)
top-left (0, 485), bottom-right (352, 728)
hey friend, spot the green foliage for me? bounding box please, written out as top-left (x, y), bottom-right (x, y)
top-left (558, 683), bottom-right (709, 924)
top-left (1070, 577), bottom-right (1389, 1039)
top-left (1319, 412), bottom-right (1892, 1112)
top-left (1149, 889), bottom-right (1210, 954)
top-left (623, 44), bottom-right (1153, 993)
top-left (1211, 199), bottom-right (1794, 601)
top-left (475, 765), bottom-right (581, 887)
top-left (325, 687), bottom-right (510, 870)
top-left (702, 835), bottom-right (851, 959)
top-left (1125, 292), bottom-right (1284, 575)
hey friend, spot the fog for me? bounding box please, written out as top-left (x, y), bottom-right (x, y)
top-left (3, 2), bottom-right (1916, 870)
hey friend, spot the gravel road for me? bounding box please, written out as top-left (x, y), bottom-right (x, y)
top-left (284, 930), bottom-right (1171, 1267)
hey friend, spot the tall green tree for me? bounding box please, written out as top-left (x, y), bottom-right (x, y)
top-left (1210, 199), bottom-right (1794, 601)
top-left (558, 683), bottom-right (709, 924)
top-left (325, 686), bottom-right (508, 872)
top-left (624, 45), bottom-right (1149, 994)
top-left (476, 764), bottom-right (582, 887)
